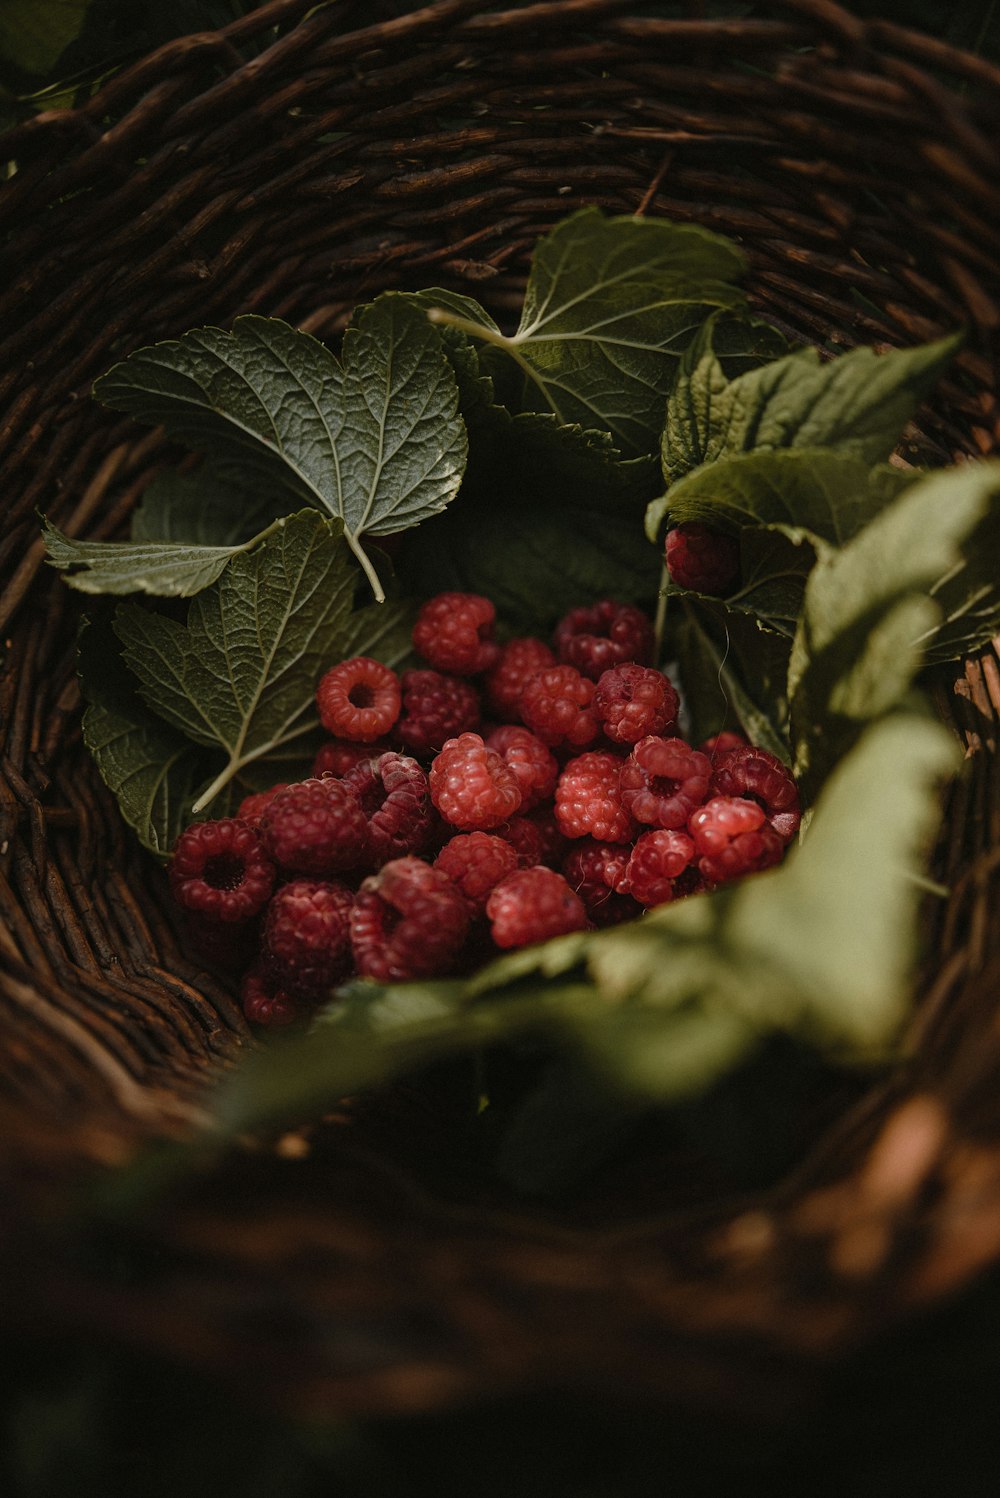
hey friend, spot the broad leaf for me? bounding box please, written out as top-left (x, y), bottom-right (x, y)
top-left (131, 469), bottom-right (285, 546)
top-left (669, 600), bottom-right (792, 759)
top-left (0, 0), bottom-right (89, 75)
top-left (43, 514), bottom-right (282, 598)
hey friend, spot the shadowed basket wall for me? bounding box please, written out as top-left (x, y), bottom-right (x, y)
top-left (2, 0), bottom-right (1000, 1421)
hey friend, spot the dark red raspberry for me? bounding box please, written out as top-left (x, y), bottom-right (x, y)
top-left (553, 599), bottom-right (654, 680)
top-left (313, 738), bottom-right (391, 779)
top-left (562, 840), bottom-right (639, 926)
top-left (169, 818), bottom-right (276, 922)
top-left (412, 592), bottom-right (501, 675)
top-left (316, 656), bottom-right (401, 742)
top-left (482, 637), bottom-right (556, 720)
top-left (262, 879), bottom-right (355, 998)
top-left (710, 744), bottom-right (801, 844)
top-left (665, 522), bottom-right (740, 596)
top-left (524, 805), bottom-right (570, 867)
top-left (235, 783), bottom-right (290, 828)
top-left (434, 832), bottom-right (519, 911)
top-left (340, 751), bottom-right (433, 865)
top-left (519, 665), bottom-right (601, 749)
top-left (688, 796), bottom-right (785, 884)
top-left (259, 777), bottom-right (369, 875)
top-left (350, 857), bottom-right (470, 981)
top-left (429, 732), bottom-right (522, 830)
top-left (594, 663), bottom-right (679, 745)
top-left (495, 814), bottom-right (545, 868)
top-left (241, 965), bottom-right (300, 1028)
top-left (485, 725), bottom-right (558, 811)
top-left (555, 751), bottom-right (636, 843)
top-left (486, 866), bottom-right (589, 949)
top-left (625, 829), bottom-right (696, 907)
top-left (698, 731), bottom-right (747, 765)
top-left (619, 736), bottom-right (712, 829)
top-left (396, 668), bottom-right (481, 758)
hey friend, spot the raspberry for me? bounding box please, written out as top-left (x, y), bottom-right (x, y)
top-left (697, 731), bottom-right (747, 765)
top-left (619, 736), bottom-right (712, 829)
top-left (340, 751), bottom-right (433, 865)
top-left (486, 867), bottom-right (589, 949)
top-left (241, 965), bottom-right (300, 1028)
top-left (396, 668), bottom-right (481, 758)
top-left (259, 777), bottom-right (369, 875)
top-left (688, 796), bottom-right (784, 884)
top-left (428, 732), bottom-right (522, 830)
top-left (594, 663), bottom-right (679, 745)
top-left (485, 725), bottom-right (558, 811)
top-left (169, 818), bottom-right (276, 922)
top-left (710, 744), bottom-right (801, 844)
top-left (262, 879), bottom-right (355, 998)
top-left (553, 599), bottom-right (654, 680)
top-left (235, 783), bottom-right (290, 828)
top-left (316, 656), bottom-right (401, 742)
top-left (482, 637), bottom-right (556, 720)
top-left (495, 814), bottom-right (545, 868)
top-left (313, 738), bottom-right (391, 779)
top-left (555, 751), bottom-right (636, 843)
top-left (412, 592), bottom-right (501, 675)
top-left (351, 857), bottom-right (470, 981)
top-left (434, 832), bottom-right (518, 910)
top-left (562, 840), bottom-right (638, 927)
top-left (519, 665), bottom-right (601, 749)
top-left (625, 829), bottom-right (696, 907)
top-left (524, 805), bottom-right (570, 867)
top-left (665, 522), bottom-right (740, 595)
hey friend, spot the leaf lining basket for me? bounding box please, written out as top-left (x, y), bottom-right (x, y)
top-left (2, 0), bottom-right (1000, 1423)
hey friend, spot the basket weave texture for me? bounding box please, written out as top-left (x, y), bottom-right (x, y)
top-left (2, 0), bottom-right (1000, 1421)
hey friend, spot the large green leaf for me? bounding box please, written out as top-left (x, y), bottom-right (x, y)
top-left (131, 468), bottom-right (285, 546)
top-left (0, 0), bottom-right (89, 76)
top-left (43, 515), bottom-right (283, 598)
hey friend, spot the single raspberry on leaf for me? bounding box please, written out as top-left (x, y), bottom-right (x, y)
top-left (594, 663), bottom-right (679, 745)
top-left (262, 879), bottom-right (355, 998)
top-left (313, 737), bottom-right (391, 779)
top-left (665, 522), bottom-right (740, 595)
top-left (625, 829), bottom-right (696, 907)
top-left (689, 796), bottom-right (785, 884)
top-left (562, 839), bottom-right (639, 927)
top-left (340, 751), bottom-right (433, 865)
top-left (235, 783), bottom-right (290, 829)
top-left (169, 818), bottom-right (276, 922)
top-left (710, 744), bottom-right (801, 844)
top-left (619, 736), bottom-right (712, 829)
top-left (241, 965), bottom-right (301, 1028)
top-left (483, 637), bottom-right (555, 720)
top-left (259, 776), bottom-right (368, 876)
top-left (434, 832), bottom-right (518, 911)
top-left (555, 750), bottom-right (636, 843)
top-left (485, 725), bottom-right (559, 810)
top-left (697, 731), bottom-right (747, 765)
top-left (429, 732), bottom-right (522, 830)
top-left (412, 592), bottom-right (501, 675)
top-left (554, 599), bottom-right (654, 680)
top-left (316, 656), bottom-right (401, 742)
top-left (397, 668), bottom-right (481, 758)
top-left (486, 866), bottom-right (589, 949)
top-left (519, 664), bottom-right (601, 749)
top-left (351, 857), bottom-right (470, 981)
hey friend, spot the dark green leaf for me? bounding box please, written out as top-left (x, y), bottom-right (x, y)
top-left (43, 514), bottom-right (279, 598)
top-left (668, 600), bottom-right (792, 759)
top-left (0, 0), bottom-right (89, 76)
top-left (131, 468), bottom-right (285, 546)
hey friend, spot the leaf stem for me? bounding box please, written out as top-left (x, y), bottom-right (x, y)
top-left (653, 559), bottom-right (670, 664)
top-left (347, 533), bottom-right (385, 603)
top-left (191, 757), bottom-right (241, 816)
top-left (426, 307), bottom-right (560, 420)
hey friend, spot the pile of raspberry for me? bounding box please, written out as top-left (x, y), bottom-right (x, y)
top-left (167, 592), bottom-right (800, 1028)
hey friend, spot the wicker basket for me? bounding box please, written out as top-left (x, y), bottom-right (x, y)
top-left (2, 0), bottom-right (1000, 1425)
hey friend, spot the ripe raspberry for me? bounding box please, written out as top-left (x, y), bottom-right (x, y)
top-left (434, 832), bottom-right (518, 911)
top-left (235, 783), bottom-right (290, 828)
top-left (625, 829), bottom-right (696, 907)
top-left (495, 814), bottom-right (545, 868)
top-left (259, 777), bottom-right (369, 875)
top-left (697, 731), bottom-right (747, 765)
top-left (519, 665), bottom-right (601, 749)
top-left (594, 663), bottom-right (679, 745)
top-left (486, 866), bottom-right (589, 949)
top-left (524, 805), bottom-right (569, 867)
top-left (554, 599), bottom-right (654, 680)
top-left (482, 637), bottom-right (556, 720)
top-left (412, 592), bottom-right (501, 675)
top-left (665, 522), bottom-right (740, 595)
top-left (241, 965), bottom-right (300, 1028)
top-left (350, 857), bottom-right (470, 981)
top-left (710, 744), bottom-right (801, 844)
top-left (619, 736), bottom-right (712, 829)
top-left (169, 819), bottom-right (276, 922)
top-left (262, 879), bottom-right (355, 998)
top-left (396, 668), bottom-right (481, 758)
top-left (485, 725), bottom-right (558, 811)
top-left (313, 738), bottom-right (391, 779)
top-left (688, 796), bottom-right (784, 885)
top-left (316, 656), bottom-right (401, 742)
top-left (562, 840), bottom-right (638, 927)
top-left (555, 751), bottom-right (636, 843)
top-left (429, 732), bottom-right (522, 830)
top-left (340, 751), bottom-right (433, 865)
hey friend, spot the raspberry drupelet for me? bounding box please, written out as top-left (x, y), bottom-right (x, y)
top-left (483, 637), bottom-right (555, 720)
top-left (258, 776), bottom-right (369, 875)
top-left (241, 965), bottom-right (301, 1028)
top-left (428, 732), bottom-right (522, 830)
top-left (397, 668), bottom-right (481, 758)
top-left (486, 866), bottom-right (589, 949)
top-left (665, 522), bottom-right (740, 596)
top-left (262, 879), bottom-right (355, 998)
top-left (351, 857), bottom-right (471, 981)
top-left (710, 744), bottom-right (801, 844)
top-left (554, 599), bottom-right (655, 680)
top-left (485, 725), bottom-right (559, 811)
top-left (412, 591), bottom-right (501, 675)
top-left (235, 784), bottom-right (290, 829)
top-left (698, 731), bottom-right (747, 765)
top-left (519, 664), bottom-right (601, 749)
top-left (555, 751), bottom-right (636, 843)
top-left (594, 663), bottom-right (680, 745)
top-left (316, 656), bottom-right (401, 742)
top-left (625, 829), bottom-right (696, 907)
top-left (619, 736), bottom-right (713, 829)
top-left (169, 818), bottom-right (276, 922)
top-left (340, 751), bottom-right (433, 865)
top-left (434, 832), bottom-right (519, 911)
top-left (688, 796), bottom-right (784, 885)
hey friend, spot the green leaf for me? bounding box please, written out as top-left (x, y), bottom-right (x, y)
top-left (43, 514), bottom-right (279, 598)
top-left (93, 298), bottom-right (468, 601)
top-left (669, 600), bottom-right (792, 759)
top-left (131, 469), bottom-right (285, 547)
top-left (0, 0), bottom-right (89, 76)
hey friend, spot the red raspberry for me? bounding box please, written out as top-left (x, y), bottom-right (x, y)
top-left (485, 725), bottom-right (558, 811)
top-left (262, 879), bottom-right (355, 998)
top-left (619, 736), bottom-right (712, 829)
top-left (434, 832), bottom-right (519, 911)
top-left (241, 965), bottom-right (300, 1028)
top-left (340, 751), bottom-right (433, 865)
top-left (235, 783), bottom-right (290, 828)
top-left (396, 668), bottom-right (481, 758)
top-left (428, 732), bottom-right (522, 830)
top-left (259, 777), bottom-right (369, 875)
top-left (625, 829), bottom-right (696, 907)
top-left (412, 592), bottom-right (501, 675)
top-left (553, 599), bottom-right (654, 680)
top-left (316, 656), bottom-right (401, 742)
top-left (594, 663), bottom-right (679, 745)
top-left (688, 796), bottom-right (785, 884)
top-left (665, 522), bottom-right (740, 595)
top-left (555, 751), bottom-right (636, 843)
top-left (524, 805), bottom-right (570, 867)
top-left (519, 665), bottom-right (601, 749)
top-left (169, 818), bottom-right (276, 922)
top-left (486, 867), bottom-right (589, 949)
top-left (495, 814), bottom-right (545, 868)
top-left (562, 840), bottom-right (639, 926)
top-left (483, 637), bottom-right (556, 720)
top-left (710, 744), bottom-right (801, 844)
top-left (697, 731), bottom-right (747, 765)
top-left (350, 857), bottom-right (470, 981)
top-left (313, 738), bottom-right (391, 779)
